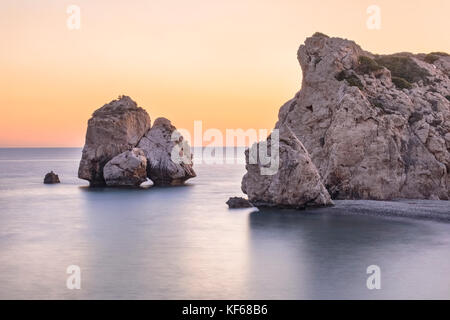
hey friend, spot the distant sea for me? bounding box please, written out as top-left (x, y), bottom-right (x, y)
top-left (0, 148), bottom-right (449, 299)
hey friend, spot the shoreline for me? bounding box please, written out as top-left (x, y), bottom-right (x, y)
top-left (254, 199), bottom-right (450, 223)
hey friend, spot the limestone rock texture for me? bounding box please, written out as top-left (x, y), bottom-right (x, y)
top-left (78, 96), bottom-right (151, 186)
top-left (103, 148), bottom-right (148, 187)
top-left (241, 124), bottom-right (334, 208)
top-left (137, 117), bottom-right (196, 185)
top-left (274, 33), bottom-right (450, 200)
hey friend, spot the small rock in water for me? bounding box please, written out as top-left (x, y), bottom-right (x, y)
top-left (226, 197), bottom-right (253, 208)
top-left (44, 171), bottom-right (60, 184)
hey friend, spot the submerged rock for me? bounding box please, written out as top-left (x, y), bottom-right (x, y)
top-left (78, 96), bottom-right (151, 186)
top-left (274, 33), bottom-right (450, 200)
top-left (241, 124), bottom-right (333, 209)
top-left (226, 197), bottom-right (254, 208)
top-left (103, 148), bottom-right (148, 187)
top-left (43, 171), bottom-right (60, 184)
top-left (137, 117), bottom-right (196, 185)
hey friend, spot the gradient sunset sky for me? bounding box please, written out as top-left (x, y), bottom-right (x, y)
top-left (1, 0), bottom-right (449, 147)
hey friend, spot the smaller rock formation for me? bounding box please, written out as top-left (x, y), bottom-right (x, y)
top-left (226, 197), bottom-right (254, 208)
top-left (137, 117), bottom-right (196, 185)
top-left (78, 96), bottom-right (151, 186)
top-left (241, 124), bottom-right (333, 209)
top-left (103, 148), bottom-right (148, 187)
top-left (44, 171), bottom-right (60, 184)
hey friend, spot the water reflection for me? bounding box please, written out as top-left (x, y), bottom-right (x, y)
top-left (247, 208), bottom-right (450, 299)
top-left (78, 184), bottom-right (197, 299)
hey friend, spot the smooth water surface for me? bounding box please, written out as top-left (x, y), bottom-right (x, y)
top-left (0, 148), bottom-right (449, 299)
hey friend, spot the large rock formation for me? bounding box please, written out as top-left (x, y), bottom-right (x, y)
top-left (137, 117), bottom-right (196, 185)
top-left (103, 148), bottom-right (148, 187)
top-left (274, 33), bottom-right (450, 200)
top-left (78, 96), bottom-right (151, 186)
top-left (241, 124), bottom-right (334, 208)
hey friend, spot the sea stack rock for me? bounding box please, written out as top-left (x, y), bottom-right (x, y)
top-left (274, 33), bottom-right (450, 200)
top-left (103, 148), bottom-right (148, 187)
top-left (226, 197), bottom-right (254, 208)
top-left (137, 117), bottom-right (196, 185)
top-left (241, 124), bottom-right (333, 209)
top-left (43, 171), bottom-right (60, 184)
top-left (78, 96), bottom-right (151, 186)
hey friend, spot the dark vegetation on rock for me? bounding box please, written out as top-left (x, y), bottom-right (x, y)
top-left (312, 32), bottom-right (329, 38)
top-left (391, 76), bottom-right (413, 89)
top-left (356, 56), bottom-right (383, 74)
top-left (374, 55), bottom-right (430, 83)
top-left (430, 52), bottom-right (450, 57)
top-left (424, 54), bottom-right (441, 64)
top-left (336, 70), bottom-right (364, 90)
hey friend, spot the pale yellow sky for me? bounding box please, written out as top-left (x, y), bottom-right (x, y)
top-left (0, 0), bottom-right (449, 146)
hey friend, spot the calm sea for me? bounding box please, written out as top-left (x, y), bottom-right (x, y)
top-left (0, 148), bottom-right (449, 299)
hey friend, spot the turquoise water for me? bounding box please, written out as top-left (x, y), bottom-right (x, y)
top-left (0, 148), bottom-right (449, 299)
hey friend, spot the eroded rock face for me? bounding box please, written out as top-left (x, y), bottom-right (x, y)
top-left (103, 148), bottom-right (147, 187)
top-left (275, 33), bottom-right (450, 200)
top-left (78, 96), bottom-right (151, 186)
top-left (241, 124), bottom-right (333, 208)
top-left (137, 117), bottom-right (196, 185)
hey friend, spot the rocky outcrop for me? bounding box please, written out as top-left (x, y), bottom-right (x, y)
top-left (78, 96), bottom-right (197, 188)
top-left (241, 124), bottom-right (334, 208)
top-left (137, 117), bottom-right (196, 185)
top-left (44, 171), bottom-right (60, 184)
top-left (78, 96), bottom-right (151, 186)
top-left (103, 148), bottom-right (148, 187)
top-left (226, 197), bottom-right (254, 208)
top-left (274, 33), bottom-right (450, 200)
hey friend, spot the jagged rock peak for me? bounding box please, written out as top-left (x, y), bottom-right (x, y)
top-left (93, 95), bottom-right (139, 116)
top-left (275, 33), bottom-right (450, 200)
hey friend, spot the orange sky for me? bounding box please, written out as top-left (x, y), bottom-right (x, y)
top-left (1, 0), bottom-right (449, 147)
